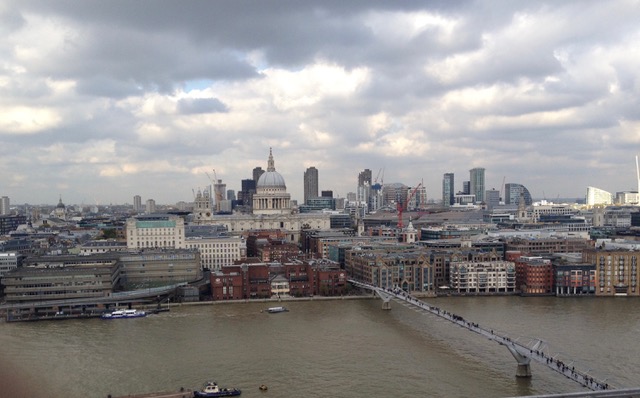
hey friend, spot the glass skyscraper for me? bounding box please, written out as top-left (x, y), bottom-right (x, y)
top-left (442, 173), bottom-right (454, 206)
top-left (469, 167), bottom-right (485, 203)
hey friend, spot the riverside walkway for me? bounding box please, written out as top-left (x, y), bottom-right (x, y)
top-left (349, 279), bottom-right (615, 393)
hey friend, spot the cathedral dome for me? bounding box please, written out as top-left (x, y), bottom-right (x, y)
top-left (257, 171), bottom-right (286, 189)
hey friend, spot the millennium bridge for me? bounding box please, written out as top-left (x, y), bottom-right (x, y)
top-left (348, 279), bottom-right (638, 397)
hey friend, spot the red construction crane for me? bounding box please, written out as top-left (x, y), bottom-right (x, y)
top-left (397, 183), bottom-right (422, 229)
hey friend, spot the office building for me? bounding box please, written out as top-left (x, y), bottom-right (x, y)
top-left (126, 213), bottom-right (185, 249)
top-left (586, 186), bottom-right (613, 206)
top-left (615, 191), bottom-right (639, 205)
top-left (443, 173), bottom-right (454, 206)
top-left (0, 215), bottom-right (27, 235)
top-left (119, 250), bottom-right (201, 289)
top-left (304, 167), bottom-right (319, 204)
top-left (485, 189), bottom-right (500, 210)
top-left (238, 178), bottom-right (257, 208)
top-left (504, 183), bottom-right (532, 206)
top-left (0, 252), bottom-right (19, 278)
top-left (463, 181), bottom-right (470, 195)
top-left (470, 168), bottom-right (485, 203)
top-left (253, 166), bottom-right (265, 183)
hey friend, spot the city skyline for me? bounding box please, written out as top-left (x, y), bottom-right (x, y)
top-left (2, 1), bottom-right (640, 205)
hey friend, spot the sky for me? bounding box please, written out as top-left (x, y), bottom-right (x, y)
top-left (2, 0), bottom-right (640, 206)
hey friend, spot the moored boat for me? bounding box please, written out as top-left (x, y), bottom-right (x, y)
top-left (267, 306), bottom-right (288, 313)
top-left (194, 381), bottom-right (241, 397)
top-left (101, 309), bottom-right (147, 319)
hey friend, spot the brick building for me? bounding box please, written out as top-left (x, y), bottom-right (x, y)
top-left (210, 260), bottom-right (346, 300)
top-left (514, 256), bottom-right (553, 295)
top-left (583, 248), bottom-right (640, 296)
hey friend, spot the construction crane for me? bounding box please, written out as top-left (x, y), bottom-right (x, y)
top-left (397, 183), bottom-right (422, 229)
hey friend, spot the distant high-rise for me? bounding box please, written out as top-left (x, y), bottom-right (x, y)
top-left (145, 199), bottom-right (156, 214)
top-left (586, 186), bottom-right (613, 206)
top-left (133, 195), bottom-right (142, 212)
top-left (303, 167), bottom-right (319, 204)
top-left (238, 178), bottom-right (256, 207)
top-left (442, 173), bottom-right (454, 206)
top-left (470, 168), bottom-right (486, 203)
top-left (242, 179), bottom-right (256, 192)
top-left (321, 190), bottom-right (333, 198)
top-left (358, 169), bottom-right (372, 188)
top-left (485, 189), bottom-right (500, 210)
top-left (463, 181), bottom-right (470, 195)
top-left (213, 180), bottom-right (226, 212)
top-left (227, 190), bottom-right (236, 201)
top-left (504, 183), bottom-right (532, 206)
top-left (357, 169), bottom-right (373, 206)
top-left (0, 196), bottom-right (10, 215)
top-left (253, 167), bottom-right (265, 183)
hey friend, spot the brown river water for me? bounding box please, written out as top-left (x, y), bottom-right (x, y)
top-left (0, 296), bottom-right (638, 398)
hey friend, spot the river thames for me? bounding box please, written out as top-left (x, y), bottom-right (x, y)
top-left (0, 296), bottom-right (638, 398)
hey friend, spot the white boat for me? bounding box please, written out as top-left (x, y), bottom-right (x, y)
top-left (267, 306), bottom-right (288, 313)
top-left (101, 308), bottom-right (147, 319)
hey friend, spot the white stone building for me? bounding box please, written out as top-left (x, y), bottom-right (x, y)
top-left (449, 261), bottom-right (516, 293)
top-left (126, 214), bottom-right (185, 249)
top-left (185, 235), bottom-right (245, 270)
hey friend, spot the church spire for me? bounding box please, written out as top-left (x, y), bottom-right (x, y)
top-left (267, 147), bottom-right (276, 172)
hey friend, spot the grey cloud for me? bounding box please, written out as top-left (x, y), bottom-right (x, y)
top-left (2, 0), bottom-right (640, 204)
top-left (177, 98), bottom-right (228, 115)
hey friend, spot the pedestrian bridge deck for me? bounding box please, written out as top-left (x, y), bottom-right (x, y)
top-left (349, 279), bottom-right (614, 393)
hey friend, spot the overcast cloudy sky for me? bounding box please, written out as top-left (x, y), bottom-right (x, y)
top-left (2, 1), bottom-right (640, 206)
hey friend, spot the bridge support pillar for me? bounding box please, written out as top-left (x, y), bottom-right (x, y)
top-left (515, 363), bottom-right (532, 378)
top-left (506, 345), bottom-right (532, 378)
top-left (374, 291), bottom-right (392, 310)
